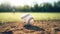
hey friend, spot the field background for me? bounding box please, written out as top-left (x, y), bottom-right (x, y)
top-left (0, 12), bottom-right (60, 23)
top-left (0, 12), bottom-right (60, 34)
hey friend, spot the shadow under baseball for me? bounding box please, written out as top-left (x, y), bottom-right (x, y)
top-left (24, 24), bottom-right (45, 31)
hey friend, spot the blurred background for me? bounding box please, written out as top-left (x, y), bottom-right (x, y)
top-left (0, 0), bottom-right (60, 23)
top-left (0, 0), bottom-right (60, 12)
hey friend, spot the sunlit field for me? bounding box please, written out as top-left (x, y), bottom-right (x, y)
top-left (0, 12), bottom-right (60, 23)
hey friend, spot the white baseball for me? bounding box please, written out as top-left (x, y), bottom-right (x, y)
top-left (21, 13), bottom-right (34, 25)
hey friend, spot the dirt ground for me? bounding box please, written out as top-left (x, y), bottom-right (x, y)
top-left (0, 20), bottom-right (60, 34)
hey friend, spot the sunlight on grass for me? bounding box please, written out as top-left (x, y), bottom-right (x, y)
top-left (0, 12), bottom-right (60, 23)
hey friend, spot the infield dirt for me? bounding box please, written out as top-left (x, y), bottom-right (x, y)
top-left (0, 20), bottom-right (60, 34)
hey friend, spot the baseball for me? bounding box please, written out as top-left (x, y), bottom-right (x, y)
top-left (21, 13), bottom-right (34, 25)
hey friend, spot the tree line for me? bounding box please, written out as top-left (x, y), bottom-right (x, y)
top-left (0, 1), bottom-right (60, 12)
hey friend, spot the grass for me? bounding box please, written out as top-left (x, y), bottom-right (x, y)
top-left (0, 12), bottom-right (60, 23)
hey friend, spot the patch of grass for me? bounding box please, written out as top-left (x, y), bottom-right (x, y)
top-left (0, 12), bottom-right (60, 23)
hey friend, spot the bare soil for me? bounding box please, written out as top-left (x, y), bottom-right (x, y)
top-left (0, 20), bottom-right (60, 34)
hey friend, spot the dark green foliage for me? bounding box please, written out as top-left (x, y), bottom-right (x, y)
top-left (0, 1), bottom-right (60, 12)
